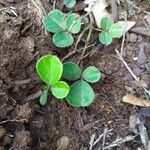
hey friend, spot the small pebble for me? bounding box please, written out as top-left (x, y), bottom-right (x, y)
top-left (129, 33), bottom-right (137, 43)
top-left (57, 136), bottom-right (70, 150)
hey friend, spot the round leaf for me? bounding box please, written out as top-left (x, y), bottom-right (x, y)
top-left (109, 22), bottom-right (124, 38)
top-left (51, 81), bottom-right (70, 99)
top-left (66, 13), bottom-right (81, 34)
top-left (39, 88), bottom-right (48, 106)
top-left (101, 17), bottom-right (113, 30)
top-left (63, 62), bottom-right (81, 80)
top-left (66, 80), bottom-right (95, 107)
top-left (64, 0), bottom-right (76, 8)
top-left (99, 32), bottom-right (112, 45)
top-left (53, 31), bottom-right (74, 47)
top-left (43, 9), bottom-right (66, 33)
top-left (36, 55), bottom-right (63, 86)
top-left (82, 66), bottom-right (101, 83)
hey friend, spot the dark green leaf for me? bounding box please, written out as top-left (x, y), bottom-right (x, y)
top-left (39, 87), bottom-right (48, 106)
top-left (63, 62), bottom-right (81, 80)
top-left (51, 81), bottom-right (70, 99)
top-left (66, 80), bottom-right (95, 107)
top-left (53, 31), bottom-right (74, 47)
top-left (36, 55), bottom-right (63, 86)
top-left (99, 32), bottom-right (112, 45)
top-left (43, 9), bottom-right (66, 33)
top-left (64, 0), bottom-right (76, 8)
top-left (82, 66), bottom-right (101, 83)
top-left (66, 13), bottom-right (81, 34)
top-left (101, 17), bottom-right (113, 30)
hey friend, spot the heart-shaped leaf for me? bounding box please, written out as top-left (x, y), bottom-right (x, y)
top-left (36, 55), bottom-right (63, 86)
top-left (63, 62), bottom-right (81, 80)
top-left (82, 66), bottom-right (101, 83)
top-left (51, 81), bottom-right (70, 99)
top-left (66, 80), bottom-right (94, 107)
top-left (43, 9), bottom-right (66, 33)
top-left (53, 31), bottom-right (74, 47)
top-left (99, 32), bottom-right (112, 45)
top-left (66, 13), bottom-right (81, 34)
top-left (64, 0), bottom-right (76, 8)
top-left (101, 17), bottom-right (113, 30)
top-left (39, 87), bottom-right (48, 106)
top-left (109, 22), bottom-right (124, 38)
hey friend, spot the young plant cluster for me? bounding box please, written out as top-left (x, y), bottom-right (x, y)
top-left (43, 9), bottom-right (81, 47)
top-left (36, 55), bottom-right (101, 107)
top-left (36, 7), bottom-right (125, 107)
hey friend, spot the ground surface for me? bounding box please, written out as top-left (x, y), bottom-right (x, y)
top-left (0, 0), bottom-right (150, 150)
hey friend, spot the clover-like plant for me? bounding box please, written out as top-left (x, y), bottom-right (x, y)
top-left (36, 55), bottom-right (70, 105)
top-left (98, 17), bottom-right (124, 45)
top-left (63, 62), bottom-right (101, 107)
top-left (43, 9), bottom-right (81, 48)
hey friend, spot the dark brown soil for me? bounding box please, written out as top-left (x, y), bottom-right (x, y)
top-left (0, 0), bottom-right (150, 150)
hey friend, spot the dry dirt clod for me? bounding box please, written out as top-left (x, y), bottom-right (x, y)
top-left (56, 136), bottom-right (70, 150)
top-left (15, 103), bottom-right (34, 120)
top-left (0, 126), bottom-right (6, 139)
top-left (13, 130), bottom-right (32, 150)
top-left (129, 33), bottom-right (137, 43)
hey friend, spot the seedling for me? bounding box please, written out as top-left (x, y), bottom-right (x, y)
top-left (36, 55), bottom-right (70, 105)
top-left (43, 9), bottom-right (81, 48)
top-left (64, 0), bottom-right (76, 8)
top-left (63, 62), bottom-right (101, 107)
top-left (98, 17), bottom-right (124, 45)
top-left (36, 56), bottom-right (101, 107)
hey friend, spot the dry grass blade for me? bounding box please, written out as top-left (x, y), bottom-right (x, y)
top-left (122, 94), bottom-right (150, 107)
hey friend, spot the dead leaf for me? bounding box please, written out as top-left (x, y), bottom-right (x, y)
top-left (122, 94), bottom-right (150, 107)
top-left (117, 21), bottom-right (136, 37)
top-left (84, 0), bottom-right (110, 27)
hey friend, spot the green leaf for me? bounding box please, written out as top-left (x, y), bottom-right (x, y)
top-left (39, 87), bottom-right (48, 106)
top-left (101, 17), bottom-right (113, 30)
top-left (43, 9), bottom-right (66, 33)
top-left (36, 55), bottom-right (63, 86)
top-left (53, 31), bottom-right (74, 47)
top-left (64, 0), bottom-right (76, 8)
top-left (66, 80), bottom-right (94, 107)
top-left (63, 62), bottom-right (81, 80)
top-left (51, 81), bottom-right (70, 99)
top-left (109, 22), bottom-right (124, 38)
top-left (66, 13), bottom-right (81, 34)
top-left (99, 32), bottom-right (112, 45)
top-left (82, 66), bottom-right (101, 83)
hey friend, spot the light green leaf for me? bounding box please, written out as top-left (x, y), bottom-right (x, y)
top-left (36, 55), bottom-right (63, 86)
top-left (66, 13), bottom-right (81, 34)
top-left (39, 87), bottom-right (48, 106)
top-left (101, 17), bottom-right (113, 30)
top-left (99, 32), bottom-right (112, 45)
top-left (53, 31), bottom-right (74, 47)
top-left (51, 81), bottom-right (70, 99)
top-left (66, 80), bottom-right (95, 107)
top-left (43, 9), bottom-right (66, 33)
top-left (63, 62), bottom-right (81, 80)
top-left (64, 0), bottom-right (76, 8)
top-left (109, 22), bottom-right (124, 38)
top-left (82, 66), bottom-right (101, 83)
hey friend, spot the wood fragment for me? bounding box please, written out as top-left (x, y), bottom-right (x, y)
top-left (122, 94), bottom-right (150, 107)
top-left (130, 27), bottom-right (150, 37)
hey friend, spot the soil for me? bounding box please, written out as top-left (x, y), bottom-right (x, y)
top-left (0, 0), bottom-right (150, 150)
